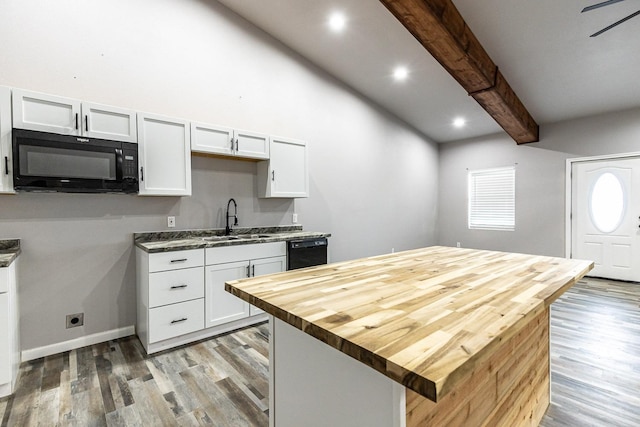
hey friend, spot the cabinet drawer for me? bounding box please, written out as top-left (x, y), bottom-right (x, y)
top-left (149, 299), bottom-right (204, 343)
top-left (206, 242), bottom-right (286, 265)
top-left (149, 249), bottom-right (204, 272)
top-left (149, 267), bottom-right (204, 308)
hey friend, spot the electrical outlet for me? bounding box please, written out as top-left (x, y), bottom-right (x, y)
top-left (168, 216), bottom-right (176, 228)
top-left (292, 213), bottom-right (298, 223)
top-left (456, 242), bottom-right (461, 248)
top-left (66, 313), bottom-right (84, 328)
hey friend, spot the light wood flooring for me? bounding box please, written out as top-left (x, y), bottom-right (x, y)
top-left (1, 277), bottom-right (639, 426)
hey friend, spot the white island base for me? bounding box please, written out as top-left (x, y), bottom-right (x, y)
top-left (268, 310), bottom-right (551, 427)
top-left (269, 317), bottom-right (406, 427)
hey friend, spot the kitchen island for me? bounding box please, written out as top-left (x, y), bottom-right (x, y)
top-left (226, 246), bottom-right (593, 427)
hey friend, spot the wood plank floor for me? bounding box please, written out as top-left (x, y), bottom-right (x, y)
top-left (0, 323), bottom-right (270, 426)
top-left (540, 277), bottom-right (640, 427)
top-left (1, 277), bottom-right (638, 426)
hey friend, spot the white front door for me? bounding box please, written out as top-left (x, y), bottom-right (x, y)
top-left (571, 157), bottom-right (640, 281)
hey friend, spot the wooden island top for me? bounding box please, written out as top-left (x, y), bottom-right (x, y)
top-left (226, 246), bottom-right (593, 404)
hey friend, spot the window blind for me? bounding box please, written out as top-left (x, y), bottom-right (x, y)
top-left (468, 166), bottom-right (515, 231)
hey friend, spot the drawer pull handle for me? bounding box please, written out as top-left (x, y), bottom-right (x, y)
top-left (170, 284), bottom-right (188, 290)
top-left (170, 258), bottom-right (188, 263)
top-left (171, 318), bottom-right (188, 324)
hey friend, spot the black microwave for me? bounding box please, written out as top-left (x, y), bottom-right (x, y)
top-left (12, 129), bottom-right (139, 194)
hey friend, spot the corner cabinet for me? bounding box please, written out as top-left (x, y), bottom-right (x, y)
top-left (205, 242), bottom-right (286, 327)
top-left (0, 260), bottom-right (19, 398)
top-left (257, 136), bottom-right (308, 198)
top-left (11, 89), bottom-right (137, 142)
top-left (0, 86), bottom-right (14, 194)
top-left (137, 113), bottom-right (192, 196)
top-left (191, 121), bottom-right (269, 160)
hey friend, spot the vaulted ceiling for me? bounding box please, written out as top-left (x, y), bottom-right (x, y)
top-left (216, 0), bottom-right (640, 143)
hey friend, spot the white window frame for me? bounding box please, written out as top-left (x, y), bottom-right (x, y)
top-left (468, 166), bottom-right (515, 231)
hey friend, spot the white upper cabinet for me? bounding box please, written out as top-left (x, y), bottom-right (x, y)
top-left (235, 129), bottom-right (269, 159)
top-left (257, 136), bottom-right (309, 198)
top-left (137, 112), bottom-right (191, 196)
top-left (0, 87), bottom-right (14, 194)
top-left (191, 122), bottom-right (234, 156)
top-left (12, 89), bottom-right (137, 142)
top-left (191, 122), bottom-right (269, 160)
top-left (81, 102), bottom-right (137, 142)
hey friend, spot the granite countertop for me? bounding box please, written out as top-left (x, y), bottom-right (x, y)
top-left (134, 225), bottom-right (331, 253)
top-left (0, 239), bottom-right (21, 268)
top-left (226, 246), bottom-right (593, 403)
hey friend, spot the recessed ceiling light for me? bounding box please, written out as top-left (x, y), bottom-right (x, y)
top-left (393, 66), bottom-right (409, 81)
top-left (328, 12), bottom-right (347, 32)
top-left (453, 117), bottom-right (467, 128)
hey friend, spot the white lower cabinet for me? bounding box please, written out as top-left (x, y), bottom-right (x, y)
top-left (0, 260), bottom-right (19, 399)
top-left (205, 261), bottom-right (251, 327)
top-left (136, 248), bottom-right (205, 353)
top-left (137, 242), bottom-right (285, 354)
top-left (205, 242), bottom-right (286, 327)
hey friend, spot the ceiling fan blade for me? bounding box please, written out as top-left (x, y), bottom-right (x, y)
top-left (582, 0), bottom-right (626, 13)
top-left (590, 9), bottom-right (640, 36)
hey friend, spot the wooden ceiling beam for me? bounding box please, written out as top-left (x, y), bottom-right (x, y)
top-left (379, 0), bottom-right (539, 144)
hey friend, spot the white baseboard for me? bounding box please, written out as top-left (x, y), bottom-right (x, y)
top-left (21, 325), bottom-right (136, 362)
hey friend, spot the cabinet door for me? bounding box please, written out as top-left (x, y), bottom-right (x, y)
top-left (12, 89), bottom-right (81, 135)
top-left (249, 255), bottom-right (286, 316)
top-left (234, 129), bottom-right (269, 160)
top-left (258, 136), bottom-right (308, 198)
top-left (137, 113), bottom-right (191, 196)
top-left (0, 86), bottom-right (13, 194)
top-left (0, 293), bottom-right (8, 385)
top-left (82, 102), bottom-right (137, 143)
top-left (205, 261), bottom-right (250, 328)
top-left (191, 122), bottom-right (234, 156)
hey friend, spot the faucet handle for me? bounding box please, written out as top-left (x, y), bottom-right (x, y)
top-left (234, 215), bottom-right (238, 226)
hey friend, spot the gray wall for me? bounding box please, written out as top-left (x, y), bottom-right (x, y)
top-left (438, 107), bottom-right (640, 256)
top-left (0, 0), bottom-right (439, 351)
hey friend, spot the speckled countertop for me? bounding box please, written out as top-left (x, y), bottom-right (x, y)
top-left (134, 225), bottom-right (331, 253)
top-left (0, 239), bottom-right (21, 267)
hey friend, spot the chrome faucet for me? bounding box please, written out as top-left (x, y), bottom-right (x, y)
top-left (225, 198), bottom-right (238, 235)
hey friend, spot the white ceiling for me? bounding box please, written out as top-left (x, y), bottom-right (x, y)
top-left (215, 0), bottom-right (640, 143)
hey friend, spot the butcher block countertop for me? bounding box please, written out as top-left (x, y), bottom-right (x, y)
top-left (226, 246), bottom-right (593, 402)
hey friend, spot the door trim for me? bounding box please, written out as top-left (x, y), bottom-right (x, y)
top-left (565, 151), bottom-right (640, 260)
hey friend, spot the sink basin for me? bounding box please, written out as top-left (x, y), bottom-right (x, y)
top-left (198, 235), bottom-right (239, 241)
top-left (198, 234), bottom-right (274, 242)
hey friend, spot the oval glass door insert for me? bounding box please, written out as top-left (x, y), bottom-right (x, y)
top-left (590, 172), bottom-right (625, 233)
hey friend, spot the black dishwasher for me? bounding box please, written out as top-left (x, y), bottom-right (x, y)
top-left (287, 237), bottom-right (328, 270)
